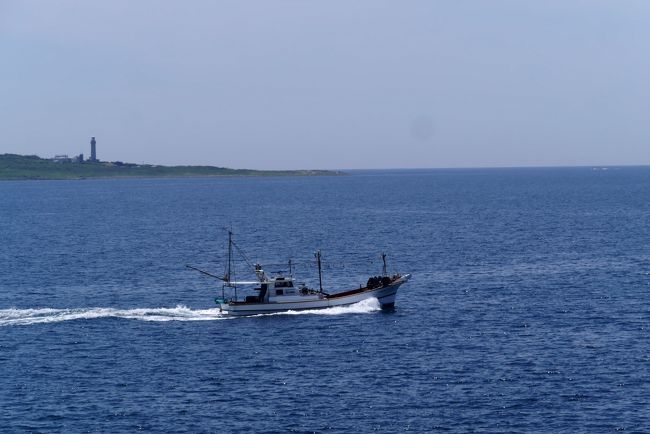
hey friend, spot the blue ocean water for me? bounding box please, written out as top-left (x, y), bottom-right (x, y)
top-left (2, 167), bottom-right (650, 432)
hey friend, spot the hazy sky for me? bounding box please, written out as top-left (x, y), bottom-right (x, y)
top-left (2, 1), bottom-right (649, 169)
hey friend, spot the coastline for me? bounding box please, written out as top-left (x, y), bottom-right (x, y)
top-left (0, 154), bottom-right (344, 181)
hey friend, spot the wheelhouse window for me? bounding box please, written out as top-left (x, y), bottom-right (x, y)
top-left (275, 289), bottom-right (284, 295)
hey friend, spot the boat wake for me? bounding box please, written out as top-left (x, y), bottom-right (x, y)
top-left (0, 305), bottom-right (225, 327)
top-left (1, 299), bottom-right (383, 326)
top-left (259, 297), bottom-right (382, 317)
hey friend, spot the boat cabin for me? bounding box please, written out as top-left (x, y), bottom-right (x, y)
top-left (241, 271), bottom-right (322, 304)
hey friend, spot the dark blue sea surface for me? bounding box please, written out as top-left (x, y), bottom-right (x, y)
top-left (2, 167), bottom-right (650, 432)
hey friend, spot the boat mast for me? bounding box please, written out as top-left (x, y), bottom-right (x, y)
top-left (226, 229), bottom-right (237, 300)
top-left (315, 250), bottom-right (323, 293)
top-left (381, 253), bottom-right (387, 276)
top-left (227, 230), bottom-right (233, 282)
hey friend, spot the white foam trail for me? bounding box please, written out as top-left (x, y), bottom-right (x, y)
top-left (0, 305), bottom-right (225, 327)
top-left (259, 297), bottom-right (382, 317)
top-left (1, 299), bottom-right (383, 326)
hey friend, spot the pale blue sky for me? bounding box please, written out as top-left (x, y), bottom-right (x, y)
top-left (1, 1), bottom-right (649, 169)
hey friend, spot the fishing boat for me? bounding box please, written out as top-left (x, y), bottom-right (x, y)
top-left (187, 231), bottom-right (411, 316)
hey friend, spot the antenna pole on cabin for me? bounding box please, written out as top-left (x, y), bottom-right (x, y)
top-left (315, 250), bottom-right (323, 293)
top-left (288, 258), bottom-right (293, 275)
top-left (382, 253), bottom-right (387, 276)
top-left (224, 229), bottom-right (233, 283)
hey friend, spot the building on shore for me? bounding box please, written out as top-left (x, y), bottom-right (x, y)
top-left (51, 154), bottom-right (72, 163)
top-left (51, 137), bottom-right (98, 164)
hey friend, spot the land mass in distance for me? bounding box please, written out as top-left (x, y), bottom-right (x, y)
top-left (0, 154), bottom-right (343, 180)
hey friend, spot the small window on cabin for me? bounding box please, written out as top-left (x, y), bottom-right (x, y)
top-left (276, 289), bottom-right (284, 296)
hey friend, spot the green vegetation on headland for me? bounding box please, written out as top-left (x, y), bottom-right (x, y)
top-left (0, 154), bottom-right (343, 180)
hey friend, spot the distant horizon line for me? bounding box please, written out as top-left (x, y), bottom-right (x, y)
top-left (339, 164), bottom-right (650, 171)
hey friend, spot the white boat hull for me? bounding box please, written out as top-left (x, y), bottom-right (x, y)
top-left (220, 274), bottom-right (410, 316)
